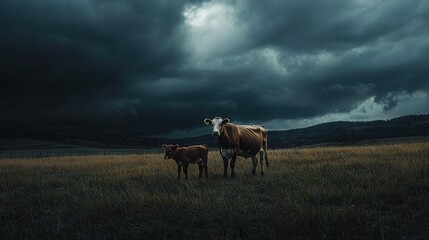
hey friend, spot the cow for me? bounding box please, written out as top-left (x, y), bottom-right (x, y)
top-left (204, 116), bottom-right (269, 178)
top-left (162, 144), bottom-right (209, 180)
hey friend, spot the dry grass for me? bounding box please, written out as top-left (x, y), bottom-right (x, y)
top-left (1, 143), bottom-right (429, 239)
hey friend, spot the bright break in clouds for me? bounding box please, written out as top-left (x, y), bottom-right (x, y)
top-left (1, 0), bottom-right (428, 137)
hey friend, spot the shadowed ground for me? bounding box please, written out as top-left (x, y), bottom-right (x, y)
top-left (1, 143), bottom-right (428, 239)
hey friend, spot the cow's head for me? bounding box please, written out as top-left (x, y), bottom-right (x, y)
top-left (204, 116), bottom-right (230, 136)
top-left (162, 144), bottom-right (179, 159)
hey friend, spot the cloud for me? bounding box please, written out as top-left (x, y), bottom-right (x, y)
top-left (264, 91), bottom-right (429, 131)
top-left (182, 1), bottom-right (253, 61)
top-left (1, 0), bottom-right (428, 136)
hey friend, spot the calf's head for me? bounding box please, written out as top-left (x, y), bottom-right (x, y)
top-left (204, 117), bottom-right (230, 136)
top-left (162, 144), bottom-right (179, 159)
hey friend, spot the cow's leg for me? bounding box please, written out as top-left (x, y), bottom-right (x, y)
top-left (204, 164), bottom-right (208, 178)
top-left (183, 164), bottom-right (189, 180)
top-left (177, 166), bottom-right (182, 180)
top-left (264, 142), bottom-right (269, 167)
top-left (259, 150), bottom-right (265, 176)
top-left (198, 163), bottom-right (203, 179)
top-left (251, 156), bottom-right (258, 175)
top-left (230, 153), bottom-right (237, 178)
top-left (265, 151), bottom-right (269, 167)
top-left (222, 157), bottom-right (228, 178)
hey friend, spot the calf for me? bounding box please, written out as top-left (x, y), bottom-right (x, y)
top-left (162, 144), bottom-right (209, 180)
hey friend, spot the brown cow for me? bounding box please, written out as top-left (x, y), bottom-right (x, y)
top-left (162, 144), bottom-right (209, 180)
top-left (204, 116), bottom-right (269, 178)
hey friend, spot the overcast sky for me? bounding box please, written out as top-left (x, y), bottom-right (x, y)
top-left (1, 0), bottom-right (428, 137)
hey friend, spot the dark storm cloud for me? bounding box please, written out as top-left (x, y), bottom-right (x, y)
top-left (179, 0), bottom-right (429, 125)
top-left (1, 0), bottom-right (429, 136)
top-left (0, 0), bottom-right (197, 132)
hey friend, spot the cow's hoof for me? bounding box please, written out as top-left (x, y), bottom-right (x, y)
top-left (230, 174), bottom-right (235, 179)
top-left (251, 170), bottom-right (256, 176)
top-left (261, 171), bottom-right (265, 176)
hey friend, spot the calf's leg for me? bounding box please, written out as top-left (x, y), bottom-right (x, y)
top-left (203, 157), bottom-right (208, 178)
top-left (198, 163), bottom-right (203, 179)
top-left (177, 166), bottom-right (182, 180)
top-left (183, 164), bottom-right (189, 180)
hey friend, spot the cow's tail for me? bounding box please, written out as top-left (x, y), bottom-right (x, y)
top-left (201, 144), bottom-right (209, 164)
top-left (202, 144), bottom-right (209, 155)
top-left (263, 129), bottom-right (269, 167)
top-left (265, 151), bottom-right (269, 167)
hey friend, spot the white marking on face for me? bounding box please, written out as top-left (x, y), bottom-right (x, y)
top-left (211, 117), bottom-right (223, 136)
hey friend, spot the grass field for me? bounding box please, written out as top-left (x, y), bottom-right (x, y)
top-left (1, 143), bottom-right (429, 239)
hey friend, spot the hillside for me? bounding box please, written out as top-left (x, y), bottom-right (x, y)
top-left (1, 114), bottom-right (429, 150)
top-left (269, 114), bottom-right (429, 148)
top-left (0, 120), bottom-right (163, 149)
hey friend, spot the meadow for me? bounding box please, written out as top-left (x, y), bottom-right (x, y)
top-left (1, 143), bottom-right (428, 239)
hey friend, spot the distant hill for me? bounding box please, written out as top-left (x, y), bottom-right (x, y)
top-left (0, 120), bottom-right (164, 149)
top-left (268, 114), bottom-right (429, 148)
top-left (1, 114), bottom-right (429, 150)
top-left (172, 114), bottom-right (429, 148)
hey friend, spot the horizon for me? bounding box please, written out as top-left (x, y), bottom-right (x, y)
top-left (153, 112), bottom-right (429, 138)
top-left (1, 0), bottom-right (429, 138)
top-left (4, 112), bottom-right (427, 140)
top-left (156, 111), bottom-right (429, 138)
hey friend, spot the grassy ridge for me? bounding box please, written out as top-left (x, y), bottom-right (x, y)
top-left (1, 143), bottom-right (428, 239)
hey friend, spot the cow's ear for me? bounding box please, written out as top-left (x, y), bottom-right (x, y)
top-left (162, 144), bottom-right (167, 149)
top-left (222, 118), bottom-right (230, 124)
top-left (204, 118), bottom-right (212, 125)
top-left (174, 144), bottom-right (179, 149)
